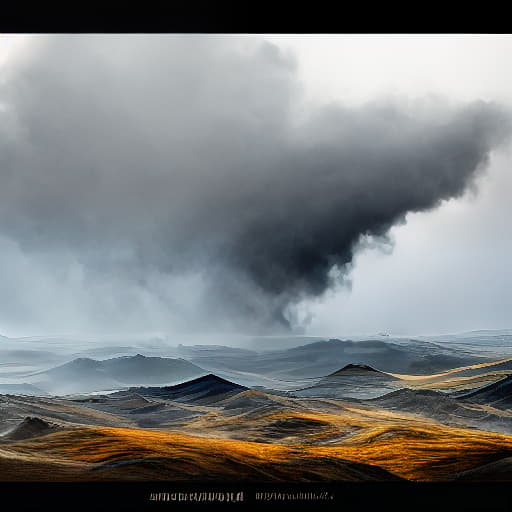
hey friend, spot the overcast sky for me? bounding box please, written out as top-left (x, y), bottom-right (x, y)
top-left (0, 34), bottom-right (511, 338)
top-left (266, 35), bottom-right (512, 336)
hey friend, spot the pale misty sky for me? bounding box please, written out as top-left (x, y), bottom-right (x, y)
top-left (0, 34), bottom-right (511, 338)
top-left (264, 34), bottom-right (512, 336)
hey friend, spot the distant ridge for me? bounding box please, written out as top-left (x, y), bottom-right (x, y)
top-left (271, 338), bottom-right (486, 376)
top-left (0, 383), bottom-right (48, 396)
top-left (131, 374), bottom-right (247, 404)
top-left (32, 354), bottom-right (205, 394)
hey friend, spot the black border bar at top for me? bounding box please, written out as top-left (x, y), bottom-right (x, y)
top-left (0, 6), bottom-right (505, 35)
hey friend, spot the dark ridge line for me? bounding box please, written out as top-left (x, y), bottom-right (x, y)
top-left (456, 374), bottom-right (512, 400)
top-left (328, 363), bottom-right (384, 376)
top-left (129, 373), bottom-right (247, 392)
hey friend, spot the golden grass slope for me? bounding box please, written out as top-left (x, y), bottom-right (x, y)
top-left (4, 358), bottom-right (512, 483)
top-left (3, 405), bottom-right (512, 481)
top-left (389, 357), bottom-right (512, 391)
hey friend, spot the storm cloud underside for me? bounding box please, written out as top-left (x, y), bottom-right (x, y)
top-left (0, 36), bottom-right (510, 333)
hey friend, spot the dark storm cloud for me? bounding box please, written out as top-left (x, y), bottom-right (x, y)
top-left (0, 35), bottom-right (510, 332)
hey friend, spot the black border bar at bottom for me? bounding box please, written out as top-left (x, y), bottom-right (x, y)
top-left (0, 481), bottom-right (511, 511)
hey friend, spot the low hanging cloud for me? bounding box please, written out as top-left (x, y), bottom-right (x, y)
top-left (0, 35), bottom-right (510, 334)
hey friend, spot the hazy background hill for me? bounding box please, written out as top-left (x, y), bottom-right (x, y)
top-left (27, 355), bottom-right (205, 395)
top-left (2, 330), bottom-right (512, 394)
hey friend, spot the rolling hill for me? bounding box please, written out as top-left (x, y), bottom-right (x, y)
top-left (30, 355), bottom-right (205, 395)
top-left (293, 363), bottom-right (400, 399)
top-left (130, 374), bottom-right (247, 405)
top-left (457, 375), bottom-right (512, 409)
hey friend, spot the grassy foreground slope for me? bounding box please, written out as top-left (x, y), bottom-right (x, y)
top-left (3, 420), bottom-right (512, 481)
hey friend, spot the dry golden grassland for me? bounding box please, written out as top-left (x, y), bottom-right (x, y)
top-left (2, 402), bottom-right (512, 481)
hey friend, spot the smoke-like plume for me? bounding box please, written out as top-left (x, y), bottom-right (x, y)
top-left (0, 35), bottom-right (510, 333)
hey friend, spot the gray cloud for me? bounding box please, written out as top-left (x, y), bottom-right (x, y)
top-left (0, 35), bottom-right (510, 334)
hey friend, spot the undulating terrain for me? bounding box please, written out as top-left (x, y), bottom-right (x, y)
top-left (3, 331), bottom-right (512, 482)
